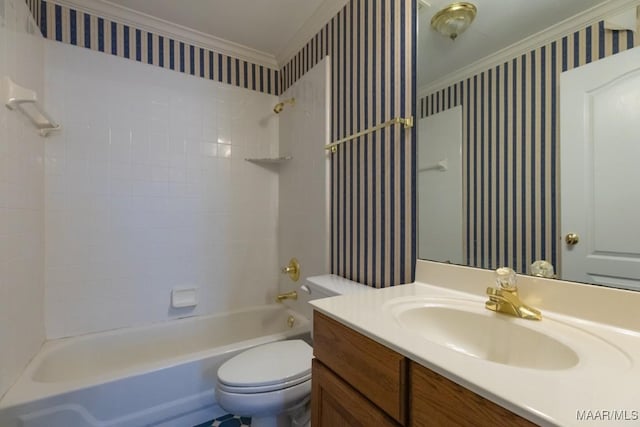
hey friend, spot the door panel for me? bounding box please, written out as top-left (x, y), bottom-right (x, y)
top-left (561, 46), bottom-right (640, 290)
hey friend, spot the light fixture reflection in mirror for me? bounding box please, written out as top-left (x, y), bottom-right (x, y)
top-left (430, 2), bottom-right (477, 40)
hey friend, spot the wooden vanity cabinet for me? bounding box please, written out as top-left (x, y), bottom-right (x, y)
top-left (311, 311), bottom-right (406, 425)
top-left (312, 311), bottom-right (538, 427)
top-left (410, 361), bottom-right (537, 427)
top-left (311, 360), bottom-right (401, 427)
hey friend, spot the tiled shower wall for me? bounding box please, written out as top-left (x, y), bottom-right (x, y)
top-left (419, 21), bottom-right (637, 275)
top-left (277, 58), bottom-right (330, 318)
top-left (44, 40), bottom-right (281, 338)
top-left (0, 0), bottom-right (46, 398)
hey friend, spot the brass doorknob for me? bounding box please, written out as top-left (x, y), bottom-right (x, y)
top-left (565, 233), bottom-right (579, 246)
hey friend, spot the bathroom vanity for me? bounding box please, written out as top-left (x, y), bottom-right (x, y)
top-left (311, 311), bottom-right (534, 426)
top-left (310, 260), bottom-right (640, 427)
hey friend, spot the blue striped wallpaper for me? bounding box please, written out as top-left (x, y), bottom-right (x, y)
top-left (282, 0), bottom-right (416, 287)
top-left (27, 0), bottom-right (280, 95)
top-left (419, 22), bottom-right (636, 275)
top-left (281, 0), bottom-right (416, 287)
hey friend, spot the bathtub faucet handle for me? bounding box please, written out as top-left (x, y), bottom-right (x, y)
top-left (281, 258), bottom-right (300, 282)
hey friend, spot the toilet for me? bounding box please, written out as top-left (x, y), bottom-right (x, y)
top-left (215, 274), bottom-right (368, 427)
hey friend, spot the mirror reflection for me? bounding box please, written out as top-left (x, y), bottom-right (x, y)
top-left (417, 0), bottom-right (640, 290)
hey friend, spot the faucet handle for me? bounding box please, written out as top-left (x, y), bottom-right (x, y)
top-left (495, 267), bottom-right (517, 291)
top-left (281, 258), bottom-right (300, 282)
top-left (531, 260), bottom-right (556, 278)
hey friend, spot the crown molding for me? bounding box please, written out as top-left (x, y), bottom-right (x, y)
top-left (52, 0), bottom-right (279, 69)
top-left (418, 0), bottom-right (640, 98)
top-left (276, 0), bottom-right (349, 65)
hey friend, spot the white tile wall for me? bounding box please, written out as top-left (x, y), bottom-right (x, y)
top-left (277, 58), bottom-right (330, 319)
top-left (44, 41), bottom-right (281, 338)
top-left (0, 0), bottom-right (46, 398)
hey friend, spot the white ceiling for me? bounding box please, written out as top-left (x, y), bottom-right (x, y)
top-left (418, 0), bottom-right (610, 89)
top-left (104, 0), bottom-right (328, 58)
top-left (103, 0), bottom-right (618, 86)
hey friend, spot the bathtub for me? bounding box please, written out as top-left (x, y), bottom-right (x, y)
top-left (0, 305), bottom-right (310, 427)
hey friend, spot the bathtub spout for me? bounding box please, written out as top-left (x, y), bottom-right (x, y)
top-left (275, 291), bottom-right (298, 303)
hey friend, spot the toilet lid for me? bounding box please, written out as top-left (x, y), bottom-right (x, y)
top-left (218, 340), bottom-right (313, 388)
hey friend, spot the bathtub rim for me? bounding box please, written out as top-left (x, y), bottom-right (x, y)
top-left (0, 304), bottom-right (309, 410)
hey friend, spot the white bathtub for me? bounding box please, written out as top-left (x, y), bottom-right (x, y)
top-left (0, 305), bottom-right (310, 427)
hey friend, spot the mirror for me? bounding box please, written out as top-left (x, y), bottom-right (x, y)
top-left (417, 0), bottom-right (640, 290)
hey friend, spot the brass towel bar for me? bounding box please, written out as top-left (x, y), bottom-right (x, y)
top-left (324, 116), bottom-right (414, 153)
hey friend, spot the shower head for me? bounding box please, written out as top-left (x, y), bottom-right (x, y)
top-left (273, 98), bottom-right (295, 114)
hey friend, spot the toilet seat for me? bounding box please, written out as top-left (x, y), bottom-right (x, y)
top-left (217, 340), bottom-right (313, 394)
top-left (216, 377), bottom-right (311, 420)
top-left (217, 372), bottom-right (311, 394)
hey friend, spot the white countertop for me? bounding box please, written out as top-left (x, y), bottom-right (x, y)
top-left (310, 279), bottom-right (640, 426)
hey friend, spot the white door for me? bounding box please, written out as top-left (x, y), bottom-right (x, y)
top-left (418, 106), bottom-right (463, 264)
top-left (561, 46), bottom-right (640, 290)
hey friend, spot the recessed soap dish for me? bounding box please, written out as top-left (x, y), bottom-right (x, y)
top-left (171, 288), bottom-right (197, 308)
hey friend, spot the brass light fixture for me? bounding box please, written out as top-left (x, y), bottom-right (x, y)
top-left (431, 2), bottom-right (477, 40)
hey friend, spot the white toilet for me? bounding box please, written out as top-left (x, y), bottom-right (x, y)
top-left (215, 274), bottom-right (367, 427)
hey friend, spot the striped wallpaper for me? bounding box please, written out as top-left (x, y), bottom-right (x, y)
top-left (26, 0), bottom-right (417, 288)
top-left (281, 0), bottom-right (416, 287)
top-left (419, 22), bottom-right (636, 275)
top-left (26, 0), bottom-right (280, 95)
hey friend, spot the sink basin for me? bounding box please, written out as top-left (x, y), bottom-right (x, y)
top-left (386, 298), bottom-right (580, 370)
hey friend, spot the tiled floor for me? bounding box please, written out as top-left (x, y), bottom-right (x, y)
top-left (194, 413), bottom-right (251, 427)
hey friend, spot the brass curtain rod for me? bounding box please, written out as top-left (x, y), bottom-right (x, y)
top-left (324, 116), bottom-right (414, 153)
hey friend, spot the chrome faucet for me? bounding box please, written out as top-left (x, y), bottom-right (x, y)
top-left (485, 267), bottom-right (542, 321)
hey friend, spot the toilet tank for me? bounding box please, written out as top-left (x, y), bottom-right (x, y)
top-left (301, 275), bottom-right (371, 339)
top-left (303, 274), bottom-right (370, 300)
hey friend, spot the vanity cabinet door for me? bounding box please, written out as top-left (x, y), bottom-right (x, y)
top-left (311, 359), bottom-right (401, 427)
top-left (313, 311), bottom-right (407, 423)
top-left (409, 362), bottom-right (537, 427)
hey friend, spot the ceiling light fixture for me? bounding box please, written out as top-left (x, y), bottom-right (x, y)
top-left (430, 2), bottom-right (477, 40)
